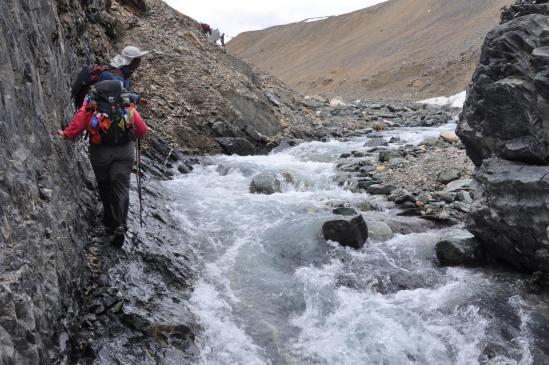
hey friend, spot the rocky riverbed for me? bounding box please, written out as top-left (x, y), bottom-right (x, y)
top-left (161, 100), bottom-right (549, 364)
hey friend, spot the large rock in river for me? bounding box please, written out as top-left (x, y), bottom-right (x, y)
top-left (435, 237), bottom-right (485, 267)
top-left (458, 4), bottom-right (549, 272)
top-left (250, 171), bottom-right (282, 194)
top-left (322, 215), bottom-right (368, 249)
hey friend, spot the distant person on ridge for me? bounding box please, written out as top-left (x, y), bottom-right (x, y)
top-left (59, 80), bottom-right (149, 246)
top-left (201, 23), bottom-right (212, 36)
top-left (71, 45), bottom-right (150, 110)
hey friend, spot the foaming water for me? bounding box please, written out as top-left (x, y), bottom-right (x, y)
top-left (164, 125), bottom-right (540, 365)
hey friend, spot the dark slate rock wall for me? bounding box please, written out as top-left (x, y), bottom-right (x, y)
top-left (0, 0), bottom-right (113, 363)
top-left (458, 0), bottom-right (549, 273)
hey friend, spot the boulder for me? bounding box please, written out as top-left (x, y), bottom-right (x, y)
top-left (437, 168), bottom-right (461, 184)
top-left (435, 237), bottom-right (485, 267)
top-left (432, 191), bottom-right (454, 203)
top-left (367, 221), bottom-right (394, 241)
top-left (455, 191), bottom-right (473, 204)
top-left (216, 137), bottom-right (257, 156)
top-left (379, 150), bottom-right (402, 162)
top-left (364, 139), bottom-right (388, 148)
top-left (457, 9), bottom-right (549, 272)
top-left (391, 191), bottom-right (416, 204)
top-left (250, 172), bottom-right (282, 194)
top-left (367, 184), bottom-right (399, 195)
top-left (457, 14), bottom-right (549, 166)
top-left (439, 130), bottom-right (460, 144)
top-left (211, 121), bottom-right (238, 137)
top-left (444, 179), bottom-right (471, 192)
top-left (419, 136), bottom-right (439, 147)
top-left (322, 215), bottom-right (368, 249)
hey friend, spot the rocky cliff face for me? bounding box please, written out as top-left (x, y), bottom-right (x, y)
top-left (458, 0), bottom-right (549, 274)
top-left (0, 0), bottom-right (313, 363)
top-left (0, 0), bottom-right (116, 363)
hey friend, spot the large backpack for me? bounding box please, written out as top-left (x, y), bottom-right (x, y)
top-left (71, 64), bottom-right (108, 109)
top-left (85, 80), bottom-right (137, 146)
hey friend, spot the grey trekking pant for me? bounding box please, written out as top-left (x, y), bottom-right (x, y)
top-left (89, 142), bottom-right (135, 229)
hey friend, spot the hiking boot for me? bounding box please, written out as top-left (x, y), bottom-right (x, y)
top-left (111, 225), bottom-right (126, 247)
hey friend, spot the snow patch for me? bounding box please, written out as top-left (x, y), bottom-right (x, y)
top-left (418, 91), bottom-right (466, 108)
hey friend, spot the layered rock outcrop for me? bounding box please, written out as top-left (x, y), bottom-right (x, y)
top-left (0, 1), bottom-right (114, 363)
top-left (458, 0), bottom-right (549, 273)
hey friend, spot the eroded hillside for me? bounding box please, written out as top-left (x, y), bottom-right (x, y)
top-left (228, 0), bottom-right (512, 100)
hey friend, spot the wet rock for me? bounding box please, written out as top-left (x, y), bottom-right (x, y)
top-left (322, 215), bottom-right (368, 249)
top-left (216, 137), bottom-right (257, 156)
top-left (367, 221), bottom-right (394, 241)
top-left (398, 208), bottom-right (421, 216)
top-left (364, 139), bottom-right (388, 148)
top-left (355, 200), bottom-right (374, 211)
top-left (357, 180), bottom-right (379, 190)
top-left (437, 168), bottom-right (461, 184)
top-left (435, 237), bottom-right (485, 267)
top-left (333, 207), bottom-right (358, 216)
top-left (250, 172), bottom-right (282, 194)
top-left (379, 150), bottom-right (402, 162)
top-left (177, 163), bottom-right (192, 174)
top-left (367, 184), bottom-right (398, 195)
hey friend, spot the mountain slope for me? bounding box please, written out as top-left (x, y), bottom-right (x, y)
top-left (228, 0), bottom-right (512, 100)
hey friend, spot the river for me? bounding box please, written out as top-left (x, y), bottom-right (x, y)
top-left (164, 124), bottom-right (545, 365)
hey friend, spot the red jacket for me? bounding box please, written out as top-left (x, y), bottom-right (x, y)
top-left (63, 103), bottom-right (148, 141)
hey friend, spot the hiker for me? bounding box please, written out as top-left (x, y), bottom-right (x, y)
top-left (71, 45), bottom-right (150, 110)
top-left (58, 80), bottom-right (148, 246)
top-left (200, 23), bottom-right (212, 36)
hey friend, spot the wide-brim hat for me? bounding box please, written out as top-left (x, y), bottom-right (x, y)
top-left (110, 46), bottom-right (150, 68)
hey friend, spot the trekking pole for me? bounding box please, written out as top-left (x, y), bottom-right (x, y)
top-left (136, 139), bottom-right (144, 227)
